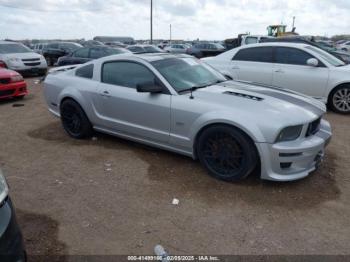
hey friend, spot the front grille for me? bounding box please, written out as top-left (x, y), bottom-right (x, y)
top-left (0, 78), bottom-right (11, 84)
top-left (22, 58), bottom-right (40, 62)
top-left (306, 118), bottom-right (321, 137)
top-left (24, 62), bottom-right (41, 66)
top-left (0, 89), bottom-right (15, 97)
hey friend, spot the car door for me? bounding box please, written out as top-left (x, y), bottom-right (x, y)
top-left (272, 47), bottom-right (329, 98)
top-left (94, 61), bottom-right (171, 143)
top-left (231, 46), bottom-right (274, 85)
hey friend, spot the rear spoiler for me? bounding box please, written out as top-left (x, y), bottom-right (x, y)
top-left (38, 64), bottom-right (79, 83)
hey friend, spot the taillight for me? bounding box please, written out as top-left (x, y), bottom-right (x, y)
top-left (10, 75), bottom-right (23, 83)
top-left (0, 61), bottom-right (7, 68)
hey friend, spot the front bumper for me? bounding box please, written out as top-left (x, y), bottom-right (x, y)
top-left (8, 63), bottom-right (47, 76)
top-left (257, 119), bottom-right (332, 181)
top-left (0, 82), bottom-right (27, 99)
top-left (0, 197), bottom-right (26, 262)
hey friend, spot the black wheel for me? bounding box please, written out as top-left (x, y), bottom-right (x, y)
top-left (45, 57), bottom-right (52, 66)
top-left (196, 125), bottom-right (258, 182)
top-left (60, 99), bottom-right (93, 139)
top-left (329, 85), bottom-right (350, 114)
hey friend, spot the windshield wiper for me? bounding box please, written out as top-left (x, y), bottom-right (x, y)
top-left (178, 80), bottom-right (226, 95)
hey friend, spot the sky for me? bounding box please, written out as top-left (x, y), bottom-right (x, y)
top-left (0, 0), bottom-right (349, 40)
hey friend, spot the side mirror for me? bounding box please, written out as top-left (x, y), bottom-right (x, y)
top-left (136, 80), bottom-right (163, 93)
top-left (307, 58), bottom-right (319, 67)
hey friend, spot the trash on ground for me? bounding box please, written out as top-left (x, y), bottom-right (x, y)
top-left (172, 198), bottom-right (179, 205)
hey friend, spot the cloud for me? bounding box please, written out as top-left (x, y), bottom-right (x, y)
top-left (0, 0), bottom-right (349, 40)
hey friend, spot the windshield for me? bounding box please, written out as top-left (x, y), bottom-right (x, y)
top-left (144, 46), bottom-right (163, 53)
top-left (151, 57), bottom-right (227, 92)
top-left (305, 46), bottom-right (345, 67)
top-left (61, 43), bottom-right (83, 51)
top-left (107, 48), bottom-right (131, 54)
top-left (0, 43), bottom-right (32, 54)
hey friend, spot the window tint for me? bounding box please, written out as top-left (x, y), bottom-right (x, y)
top-left (233, 47), bottom-right (273, 63)
top-left (275, 47), bottom-right (314, 65)
top-left (245, 37), bottom-right (258, 44)
top-left (89, 48), bottom-right (106, 59)
top-left (73, 48), bottom-right (89, 58)
top-left (75, 64), bottom-right (94, 79)
top-left (102, 62), bottom-right (156, 89)
top-left (48, 43), bottom-right (59, 49)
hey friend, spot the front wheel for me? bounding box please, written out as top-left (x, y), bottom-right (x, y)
top-left (60, 99), bottom-right (93, 139)
top-left (329, 86), bottom-right (350, 114)
top-left (196, 125), bottom-right (258, 182)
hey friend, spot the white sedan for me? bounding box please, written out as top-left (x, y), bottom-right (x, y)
top-left (203, 43), bottom-right (350, 114)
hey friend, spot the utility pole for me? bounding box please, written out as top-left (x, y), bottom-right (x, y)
top-left (150, 0), bottom-right (153, 44)
top-left (292, 16), bottom-right (296, 28)
top-left (170, 24), bottom-right (172, 43)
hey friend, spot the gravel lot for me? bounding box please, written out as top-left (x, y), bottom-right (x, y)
top-left (0, 77), bottom-right (350, 259)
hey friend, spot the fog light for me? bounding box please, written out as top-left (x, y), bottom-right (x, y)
top-left (280, 162), bottom-right (292, 169)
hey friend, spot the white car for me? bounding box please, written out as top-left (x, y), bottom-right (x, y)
top-left (164, 44), bottom-right (189, 54)
top-left (0, 41), bottom-right (47, 75)
top-left (338, 41), bottom-right (350, 52)
top-left (203, 43), bottom-right (350, 114)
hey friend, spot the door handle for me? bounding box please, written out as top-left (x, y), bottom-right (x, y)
top-left (275, 69), bottom-right (285, 73)
top-left (101, 90), bottom-right (111, 97)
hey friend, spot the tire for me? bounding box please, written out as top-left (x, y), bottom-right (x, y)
top-left (196, 125), bottom-right (258, 182)
top-left (328, 85), bottom-right (350, 114)
top-left (60, 99), bottom-right (93, 139)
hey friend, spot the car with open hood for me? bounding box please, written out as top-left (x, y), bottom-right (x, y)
top-left (43, 54), bottom-right (332, 182)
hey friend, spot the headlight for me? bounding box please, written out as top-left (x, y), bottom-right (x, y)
top-left (0, 170), bottom-right (9, 204)
top-left (11, 75), bottom-right (24, 83)
top-left (276, 125), bottom-right (303, 143)
top-left (8, 57), bottom-right (21, 63)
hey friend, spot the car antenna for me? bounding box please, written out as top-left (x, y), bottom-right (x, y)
top-left (190, 87), bottom-right (195, 99)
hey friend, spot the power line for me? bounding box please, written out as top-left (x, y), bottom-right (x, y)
top-left (0, 3), bottom-right (103, 13)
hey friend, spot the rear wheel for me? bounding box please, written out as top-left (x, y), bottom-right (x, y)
top-left (196, 125), bottom-right (258, 182)
top-left (60, 99), bottom-right (93, 139)
top-left (329, 85), bottom-right (350, 114)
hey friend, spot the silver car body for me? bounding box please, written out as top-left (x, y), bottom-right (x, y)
top-left (44, 54), bottom-right (332, 182)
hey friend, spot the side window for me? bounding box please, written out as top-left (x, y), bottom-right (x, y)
top-left (233, 47), bottom-right (273, 63)
top-left (75, 64), bottom-right (94, 79)
top-left (90, 48), bottom-right (106, 59)
top-left (102, 62), bottom-right (156, 89)
top-left (275, 47), bottom-right (314, 66)
top-left (245, 37), bottom-right (258, 45)
top-left (48, 43), bottom-right (59, 49)
top-left (73, 48), bottom-right (89, 58)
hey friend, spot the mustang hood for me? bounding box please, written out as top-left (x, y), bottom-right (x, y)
top-left (193, 80), bottom-right (326, 124)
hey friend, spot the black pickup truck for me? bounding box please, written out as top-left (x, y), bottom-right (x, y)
top-left (42, 42), bottom-right (83, 66)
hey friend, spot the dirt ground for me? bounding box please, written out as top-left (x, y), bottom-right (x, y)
top-left (0, 77), bottom-right (350, 259)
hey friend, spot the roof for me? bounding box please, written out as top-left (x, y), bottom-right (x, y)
top-left (240, 42), bottom-right (311, 49)
top-left (104, 53), bottom-right (192, 63)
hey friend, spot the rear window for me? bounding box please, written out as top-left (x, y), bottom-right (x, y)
top-left (233, 47), bottom-right (273, 63)
top-left (75, 64), bottom-right (94, 79)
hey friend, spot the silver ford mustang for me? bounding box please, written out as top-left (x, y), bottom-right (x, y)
top-left (44, 53), bottom-right (332, 182)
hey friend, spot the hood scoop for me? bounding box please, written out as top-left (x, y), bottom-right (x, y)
top-left (223, 91), bottom-right (263, 101)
